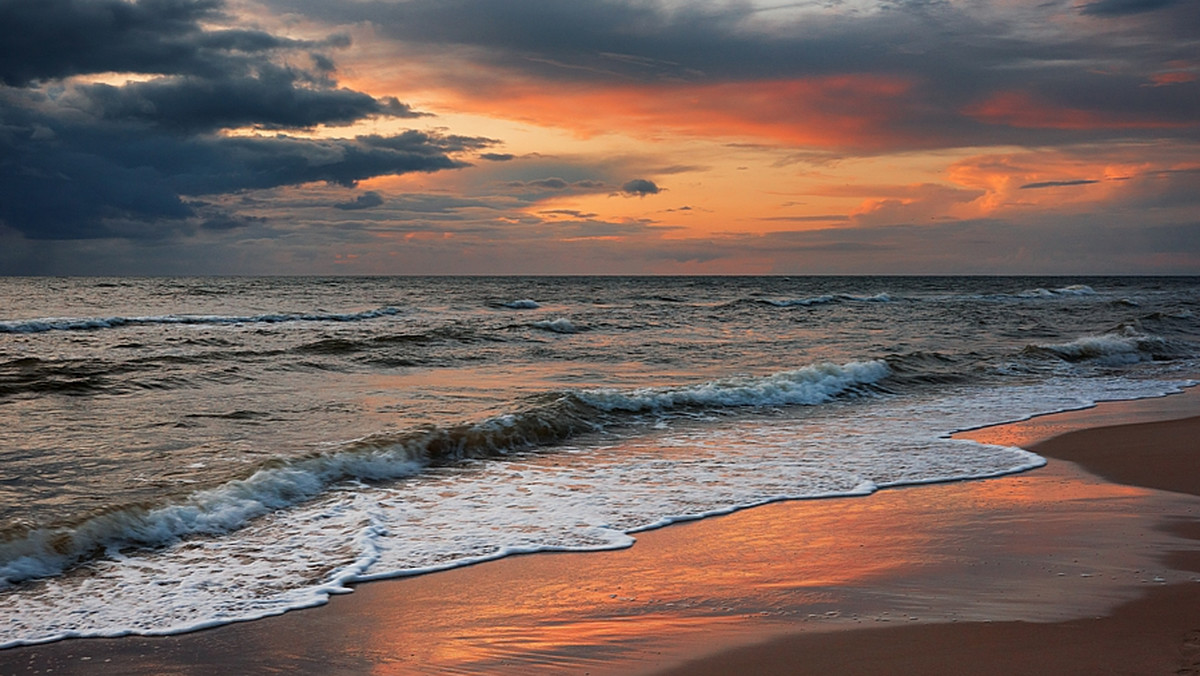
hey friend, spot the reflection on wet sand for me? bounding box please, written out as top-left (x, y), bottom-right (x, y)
top-left (334, 459), bottom-right (1190, 675)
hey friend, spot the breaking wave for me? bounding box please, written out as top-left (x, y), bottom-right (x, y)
top-left (1025, 328), bottom-right (1170, 365)
top-left (531, 318), bottom-right (581, 334)
top-left (573, 360), bottom-right (889, 412)
top-left (1018, 284), bottom-right (1096, 298)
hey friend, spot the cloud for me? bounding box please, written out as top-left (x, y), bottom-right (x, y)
top-left (760, 215), bottom-right (852, 223)
top-left (539, 209), bottom-right (598, 219)
top-left (1020, 179), bottom-right (1101, 189)
top-left (0, 121), bottom-right (490, 238)
top-left (480, 152), bottom-right (516, 161)
top-left (280, 0), bottom-right (1200, 152)
top-left (200, 213), bottom-right (267, 231)
top-left (502, 177), bottom-right (609, 194)
top-left (1079, 0), bottom-right (1185, 16)
top-left (333, 191), bottom-right (385, 210)
top-left (0, 0), bottom-right (493, 241)
top-left (63, 68), bottom-right (425, 133)
top-left (619, 178), bottom-right (661, 196)
top-left (0, 0), bottom-right (311, 87)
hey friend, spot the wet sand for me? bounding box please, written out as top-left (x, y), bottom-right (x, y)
top-left (2, 389), bottom-right (1198, 675)
top-left (657, 407), bottom-right (1200, 676)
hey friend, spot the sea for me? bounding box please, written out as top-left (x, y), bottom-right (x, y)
top-left (1, 276), bottom-right (1197, 647)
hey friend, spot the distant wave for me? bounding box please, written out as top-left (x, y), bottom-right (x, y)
top-left (0, 307), bottom-right (403, 334)
top-left (760, 295), bottom-right (836, 307)
top-left (919, 285), bottom-right (1101, 303)
top-left (502, 299), bottom-right (541, 309)
top-left (1018, 284), bottom-right (1096, 298)
top-left (974, 284), bottom-right (1099, 302)
top-left (0, 359), bottom-right (888, 588)
top-left (759, 292), bottom-right (892, 307)
top-left (1024, 328), bottom-right (1169, 365)
top-left (531, 318), bottom-right (581, 334)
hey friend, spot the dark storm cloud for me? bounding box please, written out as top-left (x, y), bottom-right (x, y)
top-left (274, 0), bottom-right (1200, 149)
top-left (0, 114), bottom-right (485, 238)
top-left (0, 0), bottom-right (492, 241)
top-left (333, 191), bottom-right (385, 211)
top-left (1079, 0), bottom-right (1185, 16)
top-left (278, 0), bottom-right (882, 82)
top-left (200, 213), bottom-right (266, 231)
top-left (65, 67), bottom-right (424, 133)
top-left (620, 179), bottom-right (661, 196)
top-left (0, 0), bottom-right (301, 86)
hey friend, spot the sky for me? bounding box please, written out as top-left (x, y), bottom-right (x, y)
top-left (0, 0), bottom-right (1197, 275)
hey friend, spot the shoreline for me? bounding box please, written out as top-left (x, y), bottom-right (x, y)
top-left (655, 396), bottom-right (1200, 675)
top-left (2, 388), bottom-right (1198, 674)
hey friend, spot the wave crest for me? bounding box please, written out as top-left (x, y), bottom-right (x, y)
top-left (574, 360), bottom-right (889, 412)
top-left (1025, 328), bottom-right (1168, 365)
top-left (531, 318), bottom-right (580, 333)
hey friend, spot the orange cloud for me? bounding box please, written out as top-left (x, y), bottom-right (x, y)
top-left (1146, 71), bottom-right (1197, 87)
top-left (424, 75), bottom-right (918, 150)
top-left (944, 147), bottom-right (1200, 220)
top-left (964, 91), bottom-right (1192, 130)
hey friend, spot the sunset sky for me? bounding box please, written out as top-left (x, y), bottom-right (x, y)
top-left (1, 0), bottom-right (1197, 275)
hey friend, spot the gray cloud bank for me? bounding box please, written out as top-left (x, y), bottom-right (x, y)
top-left (0, 0), bottom-right (490, 241)
top-left (276, 0), bottom-right (1199, 151)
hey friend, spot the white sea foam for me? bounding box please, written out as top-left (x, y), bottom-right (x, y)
top-left (1017, 284), bottom-right (1097, 299)
top-left (1031, 328), bottom-right (1166, 365)
top-left (843, 292), bottom-right (893, 302)
top-left (0, 449), bottom-right (427, 589)
top-left (576, 360), bottom-right (890, 412)
top-left (503, 299), bottom-right (541, 309)
top-left (532, 318), bottom-right (580, 333)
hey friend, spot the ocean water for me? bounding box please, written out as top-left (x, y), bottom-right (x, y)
top-left (1, 276), bottom-right (1197, 646)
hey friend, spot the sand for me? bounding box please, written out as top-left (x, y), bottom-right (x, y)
top-left (2, 389), bottom-right (1198, 675)
top-left (657, 410), bottom-right (1200, 676)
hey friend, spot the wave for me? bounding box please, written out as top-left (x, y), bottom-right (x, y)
top-left (501, 299), bottom-right (541, 309)
top-left (0, 357), bottom-right (124, 397)
top-left (531, 318), bottom-right (581, 334)
top-left (573, 360), bottom-right (889, 412)
top-left (296, 327), bottom-right (482, 356)
top-left (0, 307), bottom-right (403, 334)
top-left (760, 292), bottom-right (892, 307)
top-left (0, 359), bottom-right (888, 588)
top-left (1024, 328), bottom-right (1169, 365)
top-left (760, 295), bottom-right (836, 308)
top-left (1012, 284), bottom-right (1096, 299)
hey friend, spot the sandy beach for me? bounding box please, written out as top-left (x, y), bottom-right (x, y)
top-left (2, 388), bottom-right (1198, 675)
